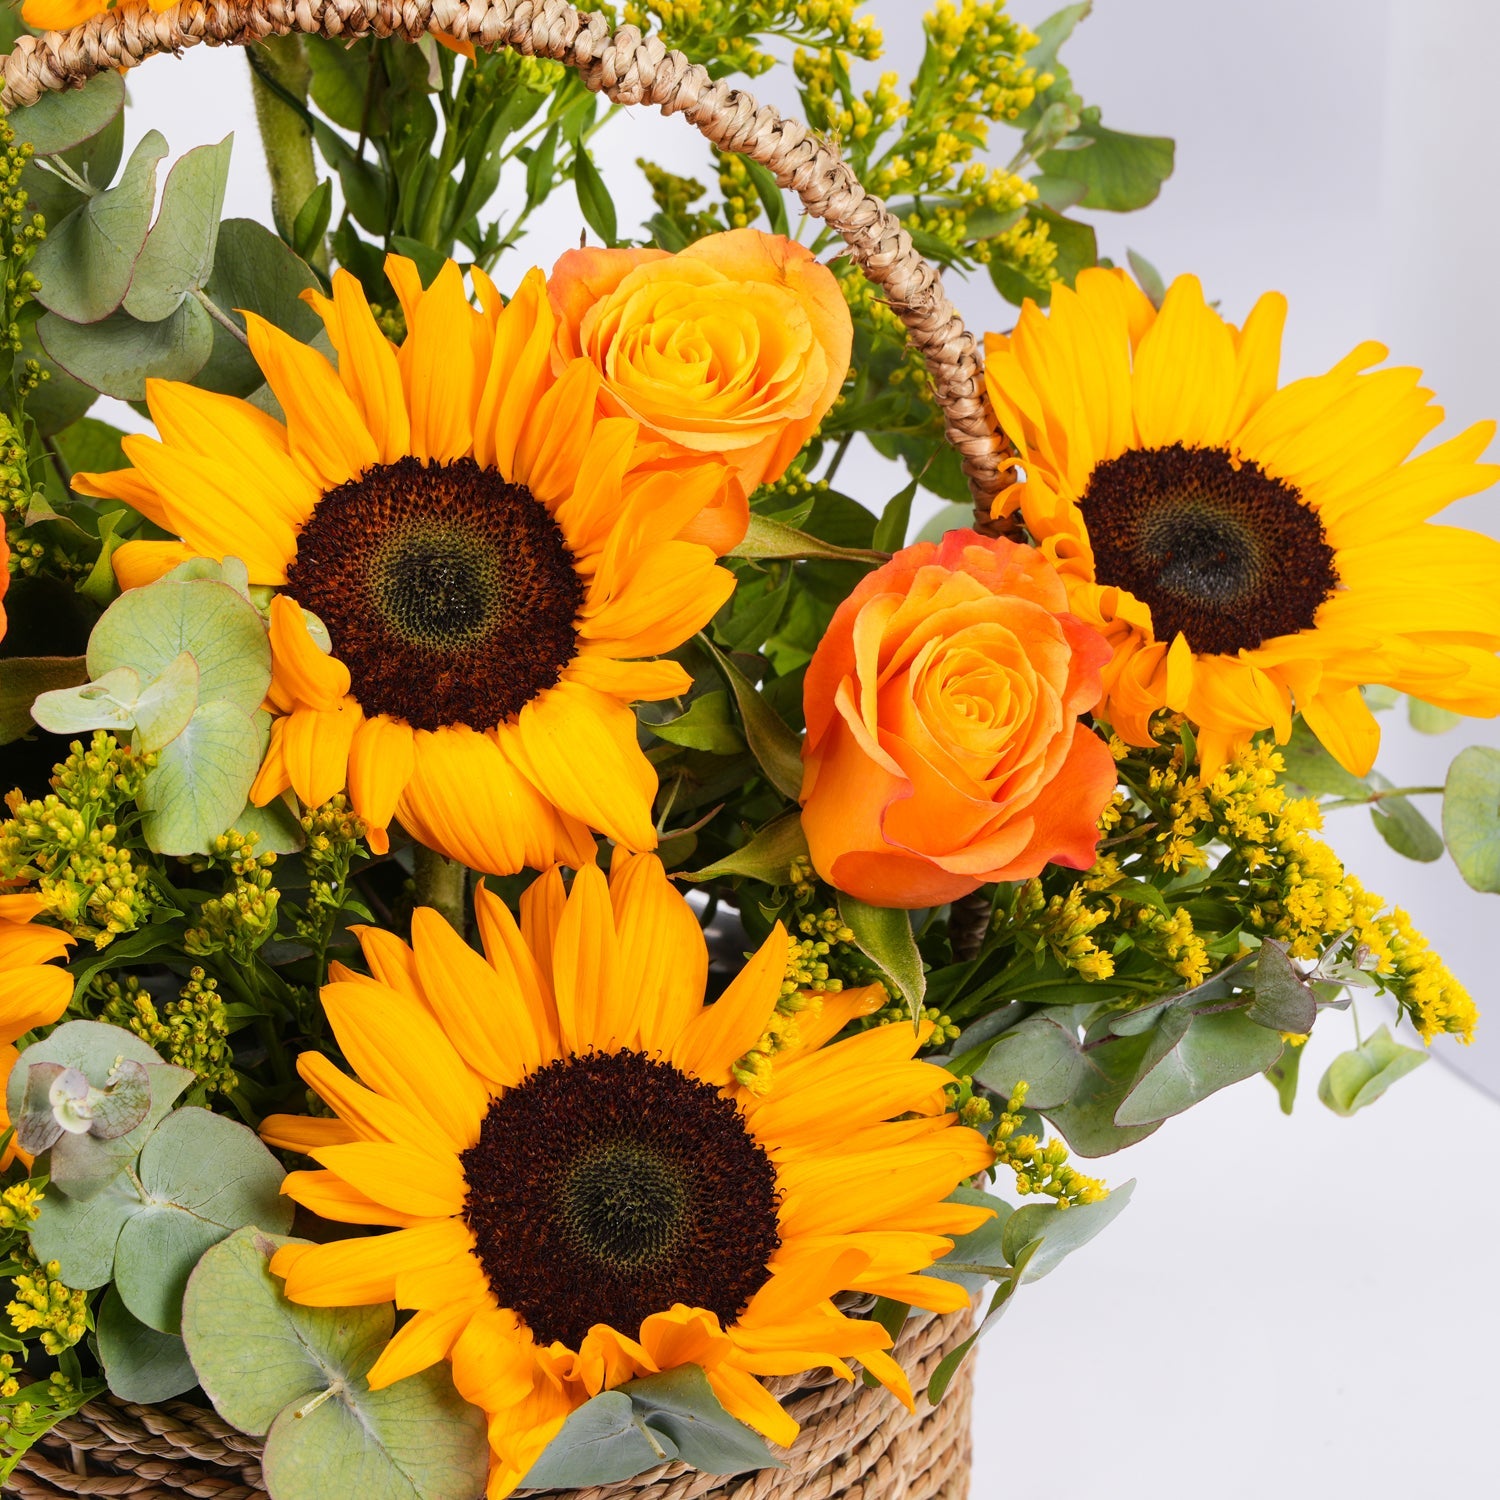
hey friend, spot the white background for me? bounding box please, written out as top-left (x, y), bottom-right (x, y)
top-left (89, 1), bottom-right (1500, 1493)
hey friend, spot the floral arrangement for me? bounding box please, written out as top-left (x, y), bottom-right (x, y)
top-left (0, 2), bottom-right (1495, 1497)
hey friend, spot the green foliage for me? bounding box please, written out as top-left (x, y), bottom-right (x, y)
top-left (183, 1229), bottom-right (489, 1500)
top-left (96, 1287), bottom-right (198, 1402)
top-left (837, 894), bottom-right (926, 1012)
top-left (1443, 745), bottom-right (1500, 892)
top-left (1317, 1025), bottom-right (1428, 1117)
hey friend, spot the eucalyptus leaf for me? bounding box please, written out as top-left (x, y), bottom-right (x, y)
top-left (1245, 940), bottom-right (1317, 1033)
top-left (999, 1179), bottom-right (1135, 1282)
top-left (703, 638), bottom-right (803, 801)
top-left (77, 506), bottom-right (132, 609)
top-left (837, 893), bottom-right (926, 1012)
top-left (124, 136), bottom-right (233, 322)
top-left (926, 1240), bottom-right (1040, 1404)
top-left (1317, 1025), bottom-right (1428, 1117)
top-left (130, 652), bottom-right (203, 753)
top-left (923, 1185), bottom-right (1010, 1293)
top-left (682, 811), bottom-right (808, 884)
top-left (1443, 745), bottom-right (1500, 892)
top-left (184, 1230), bottom-right (489, 1500)
top-left (30, 666), bottom-right (143, 738)
top-left (624, 1366), bottom-right (777, 1476)
top-left (138, 699), bottom-right (265, 856)
top-left (113, 1106), bottom-right (293, 1333)
top-left (1408, 697), bottom-right (1460, 734)
top-left (1367, 774), bottom-right (1443, 863)
top-left (1036, 1025), bottom-right (1163, 1158)
top-left (97, 1287), bottom-right (199, 1402)
top-left (233, 792), bottom-right (308, 855)
top-left (32, 131), bottom-right (168, 324)
top-left (1277, 719), bottom-right (1371, 800)
top-left (973, 1015), bottom-right (1088, 1109)
top-left (1265, 1040), bottom-right (1303, 1116)
top-left (1114, 1007), bottom-right (1284, 1127)
top-left (40, 297), bottom-right (215, 400)
top-left (11, 71), bottom-right (126, 157)
top-left (515, 1392), bottom-right (662, 1489)
top-left (1126, 247), bottom-right (1166, 307)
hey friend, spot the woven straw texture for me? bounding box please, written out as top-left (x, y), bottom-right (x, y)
top-left (0, 0), bottom-right (1017, 524)
top-left (5, 1302), bottom-right (975, 1499)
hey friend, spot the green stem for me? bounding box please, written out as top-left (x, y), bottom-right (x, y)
top-left (247, 37), bottom-right (330, 273)
top-left (1322, 785), bottom-right (1445, 811)
top-left (414, 846), bottom-right (468, 933)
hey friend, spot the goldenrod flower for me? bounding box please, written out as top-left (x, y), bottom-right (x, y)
top-left (985, 271), bottom-right (1500, 774)
top-left (77, 259), bottom-right (734, 874)
top-left (261, 853), bottom-right (992, 1497)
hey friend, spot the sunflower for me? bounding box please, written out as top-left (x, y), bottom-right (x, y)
top-left (0, 892), bottom-right (75, 1167)
top-left (75, 258), bottom-right (734, 873)
top-left (984, 269), bottom-right (1500, 774)
top-left (261, 852), bottom-right (993, 1497)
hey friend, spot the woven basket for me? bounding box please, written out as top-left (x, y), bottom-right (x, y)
top-left (1, 3), bottom-right (1006, 1494)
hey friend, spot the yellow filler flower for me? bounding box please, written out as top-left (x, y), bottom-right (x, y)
top-left (985, 270), bottom-right (1500, 774)
top-left (261, 853), bottom-right (993, 1498)
top-left (75, 259), bottom-right (734, 874)
top-left (0, 892), bottom-right (75, 1167)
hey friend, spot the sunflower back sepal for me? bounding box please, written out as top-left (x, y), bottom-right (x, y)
top-left (520, 1366), bottom-right (782, 1492)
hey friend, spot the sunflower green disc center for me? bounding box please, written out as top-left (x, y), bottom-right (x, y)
top-left (1081, 442), bottom-right (1339, 656)
top-left (460, 1050), bottom-right (782, 1350)
top-left (284, 456), bottom-right (585, 732)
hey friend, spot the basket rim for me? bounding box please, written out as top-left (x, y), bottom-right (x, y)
top-left (0, 0), bottom-right (1016, 521)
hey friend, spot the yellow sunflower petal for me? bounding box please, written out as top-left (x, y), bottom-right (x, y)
top-left (310, 1141), bottom-right (468, 1219)
top-left (475, 267), bottom-right (557, 477)
top-left (1300, 684), bottom-right (1381, 776)
top-left (296, 1050), bottom-right (436, 1149)
top-left (609, 851), bottom-right (708, 1053)
top-left (670, 924), bottom-right (785, 1085)
top-left (312, 268), bottom-right (412, 462)
top-left (367, 1302), bottom-right (482, 1389)
top-left (278, 701), bottom-right (362, 810)
top-left (1131, 273), bottom-right (1237, 449)
top-left (281, 1169), bottom-right (434, 1228)
top-left (0, 965), bottom-right (72, 1044)
top-left (259, 1114), bottom-right (357, 1152)
top-left (273, 1220), bottom-right (471, 1306)
top-left (268, 595), bottom-right (352, 710)
top-left (705, 1364), bottom-right (799, 1448)
top-left (112, 540), bottom-right (196, 591)
top-left (346, 714), bottom-right (415, 854)
top-left (399, 258), bottom-right (478, 463)
top-left (550, 863), bottom-right (625, 1055)
top-left (473, 882), bottom-right (560, 1063)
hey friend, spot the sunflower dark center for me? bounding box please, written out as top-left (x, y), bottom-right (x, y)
top-left (1081, 443), bottom-right (1338, 656)
top-left (460, 1050), bottom-right (782, 1350)
top-left (283, 456), bottom-right (584, 732)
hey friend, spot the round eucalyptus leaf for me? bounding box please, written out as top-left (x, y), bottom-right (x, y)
top-left (113, 1107), bottom-right (292, 1335)
top-left (97, 1287), bottom-right (199, 1403)
top-left (123, 137), bottom-right (233, 323)
top-left (138, 699), bottom-right (265, 857)
top-left (40, 298), bottom-right (215, 401)
top-left (28, 1176), bottom-right (142, 1289)
top-left (29, 665), bottom-right (142, 738)
top-left (9, 71), bottom-right (125, 157)
top-left (89, 578), bottom-right (269, 718)
top-left (999, 1179), bottom-right (1136, 1282)
top-left (1443, 745), bottom-right (1500, 892)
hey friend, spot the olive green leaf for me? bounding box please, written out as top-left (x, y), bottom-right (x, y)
top-left (1317, 1025), bottom-right (1428, 1117)
top-left (702, 637), bottom-right (803, 801)
top-left (97, 1287), bottom-right (199, 1403)
top-left (837, 894), bottom-right (926, 1013)
top-left (123, 136), bottom-right (233, 322)
top-left (32, 130), bottom-right (168, 325)
top-left (647, 690), bottom-right (744, 755)
top-left (40, 298), bottom-right (216, 400)
top-left (138, 699), bottom-right (266, 857)
top-left (1443, 745), bottom-right (1500, 892)
top-left (922, 1185), bottom-right (1011, 1294)
top-left (974, 1015), bottom-right (1089, 1109)
top-left (1408, 697), bottom-right (1460, 735)
top-left (12, 71), bottom-right (125, 157)
top-left (183, 1229), bottom-right (489, 1500)
top-left (1245, 939), bottom-right (1317, 1033)
top-left (730, 513), bottom-right (887, 565)
top-left (999, 1178), bottom-right (1135, 1283)
top-left (681, 811), bottom-right (808, 884)
top-left (1367, 773), bottom-right (1443, 863)
top-left (1114, 1007), bottom-right (1284, 1127)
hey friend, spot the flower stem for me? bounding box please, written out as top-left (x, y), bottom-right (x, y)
top-left (246, 36), bottom-right (329, 273)
top-left (413, 845), bottom-right (468, 933)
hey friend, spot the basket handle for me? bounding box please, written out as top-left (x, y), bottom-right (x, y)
top-left (0, 0), bottom-right (1016, 521)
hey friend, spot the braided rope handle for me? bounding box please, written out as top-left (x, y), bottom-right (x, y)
top-left (0, 0), bottom-right (1015, 521)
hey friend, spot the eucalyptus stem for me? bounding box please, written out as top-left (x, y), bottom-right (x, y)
top-left (414, 846), bottom-right (468, 933)
top-left (247, 36), bottom-right (329, 272)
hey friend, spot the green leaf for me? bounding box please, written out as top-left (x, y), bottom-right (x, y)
top-left (871, 479), bottom-right (917, 553)
top-left (77, 505), bottom-right (131, 608)
top-left (1278, 719), bottom-right (1371, 799)
top-left (522, 1392), bottom-right (663, 1488)
top-left (291, 179), bottom-right (334, 264)
top-left (233, 792), bottom-right (308, 856)
top-left (1038, 1026), bottom-right (1163, 1157)
top-left (89, 577), bottom-right (271, 718)
top-left (0, 655), bottom-right (89, 744)
top-left (31, 654), bottom-right (200, 754)
top-left (139, 699), bottom-right (266, 857)
top-left (1408, 697), bottom-right (1460, 734)
top-left (1368, 774), bottom-right (1443, 863)
top-left (11, 71), bottom-right (126, 157)
top-left (837, 894), bottom-right (926, 1011)
top-left (32, 130), bottom-right (168, 324)
top-left (123, 136), bottom-right (233, 322)
top-left (915, 502), bottom-right (975, 546)
top-left (53, 416), bottom-right (127, 476)
top-left (1245, 939), bottom-right (1317, 1033)
top-left (525, 122), bottom-right (560, 211)
top-left (39, 298), bottom-right (215, 400)
top-left (999, 1179), bottom-right (1134, 1282)
top-left (989, 205), bottom-right (1097, 306)
top-left (731, 513), bottom-right (885, 565)
top-left (195, 219), bottom-right (323, 398)
top-left (1038, 113), bottom-right (1175, 211)
top-left (11, 1020), bottom-right (193, 1203)
top-left (97, 1287), bottom-right (199, 1403)
top-left (1317, 1025), bottom-right (1428, 1117)
top-left (1114, 1008), bottom-right (1284, 1127)
top-left (1443, 745), bottom-right (1500, 892)
top-left (1265, 1040), bottom-right (1303, 1116)
top-left (1026, 2), bottom-right (1092, 75)
top-left (184, 1229), bottom-right (489, 1500)
top-left (573, 148), bottom-right (619, 246)
top-left (682, 810), bottom-right (808, 884)
top-left (740, 155), bottom-right (790, 237)
top-left (926, 1241), bottom-right (1039, 1404)
top-left (647, 691), bottom-right (744, 755)
top-left (702, 638), bottom-right (803, 801)
top-left (1126, 248), bottom-right (1166, 308)
top-left (973, 1015), bottom-right (1088, 1109)
top-left (112, 1106), bottom-right (292, 1332)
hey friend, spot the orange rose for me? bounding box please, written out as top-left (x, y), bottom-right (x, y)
top-left (800, 531), bottom-right (1118, 908)
top-left (548, 228), bottom-right (852, 554)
